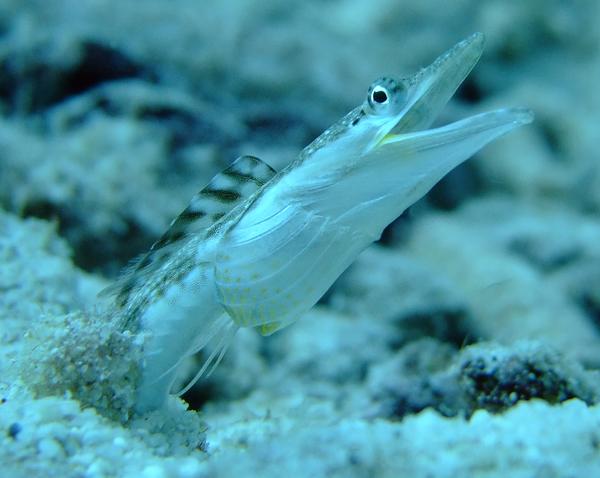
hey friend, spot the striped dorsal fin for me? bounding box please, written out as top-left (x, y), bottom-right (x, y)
top-left (103, 155), bottom-right (277, 308)
top-left (149, 154), bottom-right (277, 252)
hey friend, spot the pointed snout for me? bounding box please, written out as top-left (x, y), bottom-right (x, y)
top-left (393, 32), bottom-right (486, 133)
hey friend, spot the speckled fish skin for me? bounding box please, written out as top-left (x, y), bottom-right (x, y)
top-left (109, 32), bottom-right (533, 412)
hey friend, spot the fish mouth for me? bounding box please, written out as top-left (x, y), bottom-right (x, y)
top-left (389, 32), bottom-right (486, 135)
top-left (367, 31), bottom-right (532, 182)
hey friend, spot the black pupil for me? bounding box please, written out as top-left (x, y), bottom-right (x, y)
top-left (372, 89), bottom-right (388, 104)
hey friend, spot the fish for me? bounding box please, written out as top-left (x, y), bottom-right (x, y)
top-left (104, 32), bottom-right (533, 412)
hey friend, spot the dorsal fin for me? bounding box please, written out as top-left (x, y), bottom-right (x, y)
top-left (149, 154), bottom-right (277, 252)
top-left (102, 155), bottom-right (277, 308)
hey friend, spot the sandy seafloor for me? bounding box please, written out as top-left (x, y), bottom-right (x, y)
top-left (2, 1), bottom-right (600, 476)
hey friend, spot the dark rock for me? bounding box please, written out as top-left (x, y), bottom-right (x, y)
top-left (0, 39), bottom-right (150, 113)
top-left (458, 342), bottom-right (599, 415)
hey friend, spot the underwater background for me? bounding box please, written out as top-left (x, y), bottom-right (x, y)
top-left (1, 0), bottom-right (600, 476)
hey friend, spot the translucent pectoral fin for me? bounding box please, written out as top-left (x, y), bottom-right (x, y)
top-left (378, 108), bottom-right (534, 168)
top-left (173, 314), bottom-right (239, 396)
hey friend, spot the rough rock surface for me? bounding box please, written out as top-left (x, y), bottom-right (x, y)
top-left (2, 0), bottom-right (600, 476)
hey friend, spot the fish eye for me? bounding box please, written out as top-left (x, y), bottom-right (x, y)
top-left (371, 86), bottom-right (389, 104)
top-left (366, 77), bottom-right (406, 115)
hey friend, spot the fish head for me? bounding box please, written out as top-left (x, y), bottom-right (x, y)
top-left (287, 32), bottom-right (532, 230)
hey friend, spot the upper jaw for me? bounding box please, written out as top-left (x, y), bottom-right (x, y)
top-left (388, 32), bottom-right (486, 136)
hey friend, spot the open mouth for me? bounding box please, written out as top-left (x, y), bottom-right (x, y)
top-left (390, 32), bottom-right (486, 135)
top-left (373, 32), bottom-right (532, 159)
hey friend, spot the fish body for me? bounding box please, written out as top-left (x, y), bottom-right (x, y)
top-left (106, 33), bottom-right (533, 412)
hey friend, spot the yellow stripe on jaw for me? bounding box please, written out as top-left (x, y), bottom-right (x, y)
top-left (376, 132), bottom-right (422, 156)
top-left (377, 133), bottom-right (402, 147)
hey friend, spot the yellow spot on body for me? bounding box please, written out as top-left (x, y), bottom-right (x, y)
top-left (260, 322), bottom-right (281, 335)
